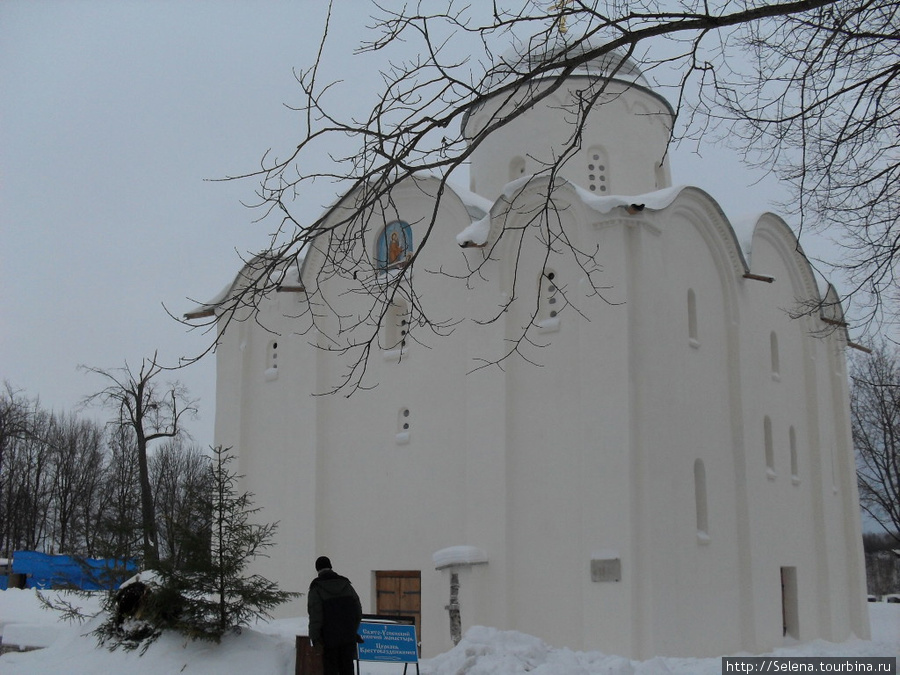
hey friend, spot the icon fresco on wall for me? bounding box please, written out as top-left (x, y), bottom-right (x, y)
top-left (377, 220), bottom-right (413, 272)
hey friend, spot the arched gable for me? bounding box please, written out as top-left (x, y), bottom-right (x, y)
top-left (658, 186), bottom-right (750, 326)
top-left (485, 175), bottom-right (589, 246)
top-left (820, 283), bottom-right (851, 344)
top-left (748, 213), bottom-right (822, 311)
top-left (184, 250), bottom-right (300, 323)
top-left (299, 174), bottom-right (476, 290)
top-left (745, 212), bottom-right (856, 343)
top-left (483, 175), bottom-right (591, 295)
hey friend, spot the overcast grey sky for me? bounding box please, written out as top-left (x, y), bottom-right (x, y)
top-left (2, 0), bottom-right (816, 444)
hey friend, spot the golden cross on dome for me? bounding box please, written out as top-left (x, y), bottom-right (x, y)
top-left (550, 0), bottom-right (572, 35)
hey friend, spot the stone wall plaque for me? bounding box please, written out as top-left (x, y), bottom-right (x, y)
top-left (591, 558), bottom-right (621, 583)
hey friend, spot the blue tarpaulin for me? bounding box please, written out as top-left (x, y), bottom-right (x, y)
top-left (10, 551), bottom-right (136, 590)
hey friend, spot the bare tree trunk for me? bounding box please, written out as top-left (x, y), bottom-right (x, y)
top-left (81, 356), bottom-right (197, 569)
top-left (135, 425), bottom-right (159, 566)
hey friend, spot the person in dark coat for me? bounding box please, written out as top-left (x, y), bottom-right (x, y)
top-left (307, 556), bottom-right (363, 675)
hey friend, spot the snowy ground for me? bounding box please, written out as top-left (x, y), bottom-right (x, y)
top-left (0, 589), bottom-right (897, 674)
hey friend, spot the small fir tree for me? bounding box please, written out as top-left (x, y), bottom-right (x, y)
top-left (166, 445), bottom-right (299, 640)
top-left (94, 445), bottom-right (298, 650)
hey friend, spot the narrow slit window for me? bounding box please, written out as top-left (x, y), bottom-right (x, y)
top-left (770, 331), bottom-right (781, 380)
top-left (764, 416), bottom-right (775, 478)
top-left (694, 459), bottom-right (709, 542)
top-left (688, 289), bottom-right (699, 347)
top-left (654, 160), bottom-right (668, 190)
top-left (790, 426), bottom-right (799, 483)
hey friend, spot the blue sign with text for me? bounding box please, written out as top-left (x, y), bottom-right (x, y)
top-left (357, 621), bottom-right (418, 663)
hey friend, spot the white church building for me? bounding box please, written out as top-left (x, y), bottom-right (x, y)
top-left (190, 45), bottom-right (870, 659)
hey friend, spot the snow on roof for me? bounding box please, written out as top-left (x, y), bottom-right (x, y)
top-left (452, 182), bottom-right (494, 222)
top-left (457, 182), bottom-right (688, 248)
top-left (433, 545), bottom-right (489, 570)
top-left (456, 213), bottom-right (492, 247)
top-left (573, 183), bottom-right (686, 215)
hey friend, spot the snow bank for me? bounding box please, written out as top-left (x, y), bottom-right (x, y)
top-left (1, 589), bottom-right (897, 675)
top-left (424, 609), bottom-right (900, 675)
top-left (424, 626), bottom-right (636, 674)
top-left (1, 613), bottom-right (296, 675)
top-left (2, 623), bottom-right (64, 649)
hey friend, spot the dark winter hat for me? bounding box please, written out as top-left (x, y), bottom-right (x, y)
top-left (315, 556), bottom-right (332, 571)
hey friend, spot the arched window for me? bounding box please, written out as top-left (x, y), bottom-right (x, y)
top-left (376, 221), bottom-right (413, 272)
top-left (687, 288), bottom-right (699, 347)
top-left (694, 459), bottom-right (710, 543)
top-left (654, 160), bottom-right (668, 190)
top-left (587, 146), bottom-right (609, 193)
top-left (764, 416), bottom-right (775, 478)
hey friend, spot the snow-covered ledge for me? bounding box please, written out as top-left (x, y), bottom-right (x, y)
top-left (433, 545), bottom-right (489, 570)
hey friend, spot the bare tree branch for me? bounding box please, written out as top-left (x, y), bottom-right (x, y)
top-left (180, 0), bottom-right (897, 394)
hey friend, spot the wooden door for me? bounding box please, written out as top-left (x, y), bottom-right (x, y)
top-left (375, 570), bottom-right (421, 645)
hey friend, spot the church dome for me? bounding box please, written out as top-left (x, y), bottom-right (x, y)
top-left (464, 37), bottom-right (674, 200)
top-left (492, 37), bottom-right (650, 88)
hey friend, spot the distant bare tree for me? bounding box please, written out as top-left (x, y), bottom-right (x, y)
top-left (0, 384), bottom-right (35, 558)
top-left (0, 404), bottom-right (54, 555)
top-left (1, 390), bottom-right (111, 557)
top-left (76, 428), bottom-right (116, 558)
top-left (183, 0), bottom-right (898, 393)
top-left (851, 342), bottom-right (900, 541)
top-left (699, 0), bottom-right (900, 329)
top-left (0, 383), bottom-right (32, 480)
top-left (151, 440), bottom-right (213, 567)
top-left (46, 413), bottom-right (105, 555)
top-left (82, 357), bottom-right (197, 567)
top-left (1, 385), bottom-right (213, 565)
top-left (93, 427), bottom-right (142, 561)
